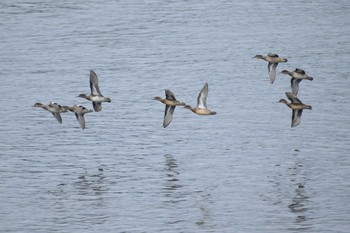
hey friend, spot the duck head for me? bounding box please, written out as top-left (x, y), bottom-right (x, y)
top-left (278, 99), bottom-right (289, 105)
top-left (32, 102), bottom-right (44, 107)
top-left (253, 55), bottom-right (264, 59)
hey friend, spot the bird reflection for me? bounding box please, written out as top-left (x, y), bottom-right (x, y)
top-left (48, 168), bottom-right (109, 228)
top-left (73, 168), bottom-right (109, 225)
top-left (162, 154), bottom-right (185, 225)
top-left (75, 168), bottom-right (108, 197)
top-left (288, 183), bottom-right (308, 214)
top-left (163, 154), bottom-right (182, 194)
top-left (195, 191), bottom-right (214, 229)
top-left (288, 161), bottom-right (310, 229)
top-left (162, 154), bottom-right (214, 229)
top-left (267, 153), bottom-right (312, 231)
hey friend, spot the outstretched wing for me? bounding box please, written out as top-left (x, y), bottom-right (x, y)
top-left (291, 109), bottom-right (303, 127)
top-left (165, 89), bottom-right (176, 101)
top-left (268, 62), bottom-right (278, 84)
top-left (52, 113), bottom-right (63, 124)
top-left (163, 105), bottom-right (175, 128)
top-left (92, 102), bottom-right (102, 112)
top-left (90, 70), bottom-right (102, 96)
top-left (75, 113), bottom-right (86, 129)
top-left (197, 83), bottom-right (208, 109)
top-left (291, 78), bottom-right (302, 95)
top-left (285, 92), bottom-right (302, 104)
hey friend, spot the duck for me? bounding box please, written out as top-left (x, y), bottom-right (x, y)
top-left (78, 70), bottom-right (111, 112)
top-left (32, 102), bottom-right (69, 124)
top-left (184, 83), bottom-right (217, 115)
top-left (280, 68), bottom-right (313, 95)
top-left (154, 89), bottom-right (186, 128)
top-left (254, 53), bottom-right (288, 84)
top-left (67, 105), bottom-right (93, 129)
top-left (278, 92), bottom-right (312, 127)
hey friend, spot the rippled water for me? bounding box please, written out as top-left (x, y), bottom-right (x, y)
top-left (1, 0), bottom-right (350, 232)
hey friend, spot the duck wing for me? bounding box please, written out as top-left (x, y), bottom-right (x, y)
top-left (163, 105), bottom-right (175, 128)
top-left (268, 53), bottom-right (279, 57)
top-left (52, 112), bottom-right (63, 123)
top-left (90, 70), bottom-right (102, 96)
top-left (295, 68), bottom-right (305, 74)
top-left (291, 109), bottom-right (303, 127)
top-left (165, 89), bottom-right (176, 101)
top-left (291, 78), bottom-right (302, 95)
top-left (268, 63), bottom-right (278, 84)
top-left (49, 102), bottom-right (58, 108)
top-left (285, 92), bottom-right (302, 104)
top-left (92, 102), bottom-right (102, 112)
top-left (197, 83), bottom-right (208, 109)
top-left (75, 113), bottom-right (86, 129)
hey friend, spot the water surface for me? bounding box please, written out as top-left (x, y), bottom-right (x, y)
top-left (1, 0), bottom-right (350, 232)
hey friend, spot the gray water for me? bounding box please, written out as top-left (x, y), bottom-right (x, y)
top-left (1, 0), bottom-right (350, 232)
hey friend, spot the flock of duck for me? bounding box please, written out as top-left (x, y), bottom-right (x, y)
top-left (33, 70), bottom-right (216, 129)
top-left (254, 53), bottom-right (313, 127)
top-left (33, 53), bottom-right (313, 129)
top-left (33, 70), bottom-right (111, 129)
top-left (153, 82), bottom-right (217, 128)
top-left (152, 53), bottom-right (313, 128)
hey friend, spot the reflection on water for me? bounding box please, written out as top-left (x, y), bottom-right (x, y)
top-left (266, 151), bottom-right (312, 232)
top-left (163, 154), bottom-right (182, 193)
top-left (162, 154), bottom-right (214, 230)
top-left (75, 168), bottom-right (108, 199)
top-left (47, 168), bottom-right (110, 229)
top-left (287, 159), bottom-right (311, 232)
top-left (195, 191), bottom-right (214, 230)
top-left (162, 154), bottom-right (186, 227)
